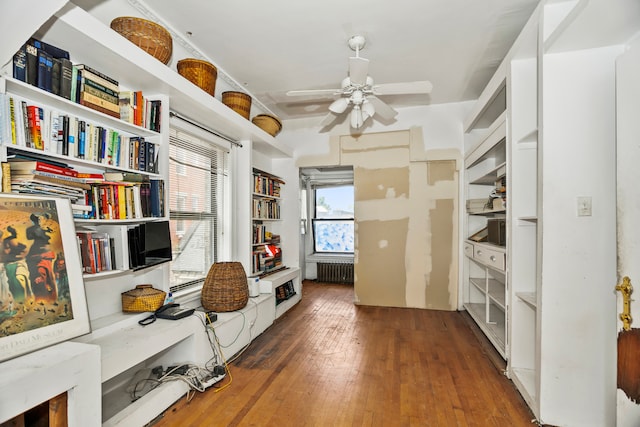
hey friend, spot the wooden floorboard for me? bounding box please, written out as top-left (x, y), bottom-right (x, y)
top-left (150, 281), bottom-right (537, 426)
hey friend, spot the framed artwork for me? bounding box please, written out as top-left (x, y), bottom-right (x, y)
top-left (0, 194), bottom-right (90, 362)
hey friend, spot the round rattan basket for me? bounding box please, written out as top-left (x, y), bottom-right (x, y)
top-left (121, 284), bottom-right (166, 313)
top-left (177, 58), bottom-right (218, 96)
top-left (201, 262), bottom-right (249, 312)
top-left (222, 91), bottom-right (252, 120)
top-left (252, 114), bottom-right (282, 137)
top-left (110, 17), bottom-right (173, 64)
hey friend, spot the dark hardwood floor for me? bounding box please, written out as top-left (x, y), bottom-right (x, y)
top-left (151, 281), bottom-right (536, 426)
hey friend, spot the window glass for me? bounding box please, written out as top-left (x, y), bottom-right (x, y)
top-left (313, 185), bottom-right (354, 253)
top-left (169, 128), bottom-right (227, 293)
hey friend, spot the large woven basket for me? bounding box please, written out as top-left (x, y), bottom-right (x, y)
top-left (201, 262), bottom-right (249, 312)
top-left (110, 17), bottom-right (173, 64)
top-left (122, 284), bottom-right (166, 312)
top-left (177, 58), bottom-right (218, 96)
top-left (222, 91), bottom-right (252, 120)
top-left (252, 114), bottom-right (282, 137)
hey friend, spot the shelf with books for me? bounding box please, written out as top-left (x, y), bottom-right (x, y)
top-left (251, 168), bottom-right (285, 276)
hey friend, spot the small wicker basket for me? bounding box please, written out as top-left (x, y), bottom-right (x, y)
top-left (252, 114), bottom-right (282, 137)
top-left (201, 262), bottom-right (249, 312)
top-left (110, 17), bottom-right (173, 64)
top-left (222, 91), bottom-right (252, 120)
top-left (177, 58), bottom-right (218, 96)
top-left (122, 284), bottom-right (166, 313)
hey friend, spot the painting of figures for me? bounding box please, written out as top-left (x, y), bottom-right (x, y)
top-left (0, 195), bottom-right (90, 362)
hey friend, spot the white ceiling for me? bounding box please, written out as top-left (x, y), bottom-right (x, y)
top-left (83, 0), bottom-right (541, 122)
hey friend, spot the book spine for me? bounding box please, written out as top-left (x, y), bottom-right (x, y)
top-left (70, 65), bottom-right (78, 104)
top-left (12, 46), bottom-right (27, 82)
top-left (1, 163), bottom-right (11, 193)
top-left (76, 64), bottom-right (118, 86)
top-left (25, 44), bottom-right (38, 86)
top-left (82, 84), bottom-right (119, 105)
top-left (80, 91), bottom-right (119, 113)
top-left (78, 120), bottom-right (86, 159)
top-left (62, 115), bottom-right (69, 156)
top-left (146, 141), bottom-right (155, 173)
top-left (138, 137), bottom-right (146, 171)
top-left (83, 77), bottom-right (119, 98)
top-left (8, 97), bottom-right (16, 145)
top-left (59, 58), bottom-right (73, 100)
top-left (51, 57), bottom-right (61, 96)
top-left (36, 49), bottom-right (53, 93)
top-left (79, 99), bottom-right (120, 118)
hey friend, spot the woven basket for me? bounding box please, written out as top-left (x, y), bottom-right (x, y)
top-left (252, 114), bottom-right (282, 137)
top-left (110, 17), bottom-right (172, 64)
top-left (177, 58), bottom-right (218, 96)
top-left (201, 262), bottom-right (249, 312)
top-left (222, 91), bottom-right (252, 120)
top-left (122, 284), bottom-right (166, 312)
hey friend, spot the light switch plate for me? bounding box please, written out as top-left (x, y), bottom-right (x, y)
top-left (577, 196), bottom-right (592, 216)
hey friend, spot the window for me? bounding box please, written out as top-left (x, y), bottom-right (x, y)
top-left (169, 128), bottom-right (228, 293)
top-left (313, 185), bottom-right (354, 253)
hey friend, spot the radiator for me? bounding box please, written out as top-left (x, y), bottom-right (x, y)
top-left (317, 262), bottom-right (354, 284)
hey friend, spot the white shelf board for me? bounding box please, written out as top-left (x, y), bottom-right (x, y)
top-left (510, 367), bottom-right (538, 417)
top-left (517, 292), bottom-right (538, 309)
top-left (470, 162), bottom-right (506, 185)
top-left (42, 4), bottom-right (292, 158)
top-left (464, 302), bottom-right (506, 358)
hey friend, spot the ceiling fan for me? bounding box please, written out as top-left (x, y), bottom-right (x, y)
top-left (286, 35), bottom-right (433, 129)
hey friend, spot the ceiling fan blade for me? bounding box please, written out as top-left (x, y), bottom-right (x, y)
top-left (367, 96), bottom-right (398, 120)
top-left (349, 57), bottom-right (369, 86)
top-left (286, 88), bottom-right (341, 97)
top-left (320, 111), bottom-right (342, 127)
top-left (372, 81), bottom-right (433, 95)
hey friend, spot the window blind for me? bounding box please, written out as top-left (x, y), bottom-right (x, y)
top-left (169, 128), bottom-right (228, 293)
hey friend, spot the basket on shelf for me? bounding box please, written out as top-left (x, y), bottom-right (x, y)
top-left (252, 114), bottom-right (282, 137)
top-left (201, 262), bottom-right (249, 312)
top-left (222, 91), bottom-right (252, 120)
top-left (177, 58), bottom-right (218, 96)
top-left (121, 284), bottom-right (166, 313)
top-left (110, 17), bottom-right (173, 65)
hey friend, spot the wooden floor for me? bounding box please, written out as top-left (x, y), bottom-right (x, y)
top-left (151, 281), bottom-right (536, 427)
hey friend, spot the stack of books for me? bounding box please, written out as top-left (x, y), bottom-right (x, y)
top-left (75, 64), bottom-right (120, 119)
top-left (7, 158), bottom-right (99, 217)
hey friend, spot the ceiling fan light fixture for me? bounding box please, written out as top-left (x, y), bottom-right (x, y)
top-left (329, 97), bottom-right (349, 114)
top-left (351, 105), bottom-right (364, 128)
top-left (361, 100), bottom-right (375, 120)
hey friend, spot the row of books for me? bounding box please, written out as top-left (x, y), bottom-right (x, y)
top-left (253, 173), bottom-right (282, 197)
top-left (275, 280), bottom-right (296, 305)
top-left (252, 199), bottom-right (281, 219)
top-left (12, 37), bottom-right (161, 132)
top-left (4, 159), bottom-right (165, 219)
top-left (0, 95), bottom-right (159, 173)
top-left (76, 230), bottom-right (117, 274)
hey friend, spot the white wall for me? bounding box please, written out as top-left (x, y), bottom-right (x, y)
top-left (278, 101), bottom-right (474, 159)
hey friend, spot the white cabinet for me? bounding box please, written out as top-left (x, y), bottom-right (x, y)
top-left (464, 1), bottom-right (640, 425)
top-left (463, 71), bottom-right (508, 358)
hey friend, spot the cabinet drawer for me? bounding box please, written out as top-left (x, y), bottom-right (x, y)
top-left (464, 242), bottom-right (475, 259)
top-left (474, 245), bottom-right (506, 271)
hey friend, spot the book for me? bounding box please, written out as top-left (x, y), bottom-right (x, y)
top-left (12, 45), bottom-right (27, 82)
top-left (28, 37), bottom-right (70, 60)
top-left (70, 65), bottom-right (79, 104)
top-left (118, 91), bottom-right (135, 124)
top-left (103, 172), bottom-right (149, 183)
top-left (51, 57), bottom-right (61, 96)
top-left (79, 98), bottom-right (120, 119)
top-left (80, 91), bottom-right (119, 114)
top-left (59, 58), bottom-right (73, 100)
top-left (9, 159), bottom-right (77, 177)
top-left (82, 77), bottom-right (118, 98)
top-left (25, 43), bottom-right (38, 86)
top-left (82, 82), bottom-right (119, 104)
top-left (1, 163), bottom-right (10, 192)
top-left (36, 49), bottom-right (53, 93)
